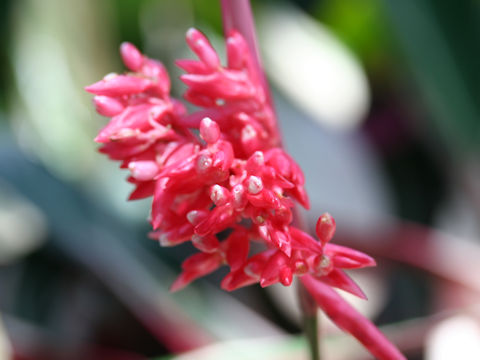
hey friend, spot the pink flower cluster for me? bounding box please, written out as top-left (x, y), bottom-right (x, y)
top-left (86, 28), bottom-right (405, 360)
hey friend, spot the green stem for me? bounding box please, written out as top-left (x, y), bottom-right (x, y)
top-left (299, 281), bottom-right (320, 360)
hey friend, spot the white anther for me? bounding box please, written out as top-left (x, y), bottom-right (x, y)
top-left (247, 176), bottom-right (263, 194)
top-left (242, 124), bottom-right (257, 140)
top-left (186, 28), bottom-right (196, 40)
top-left (104, 72), bottom-right (118, 81)
top-left (196, 154), bottom-right (212, 172)
top-left (210, 185), bottom-right (224, 204)
top-left (232, 184), bottom-right (244, 199)
top-left (319, 255), bottom-right (331, 269)
top-left (158, 233), bottom-right (173, 247)
top-left (251, 151), bottom-right (264, 166)
top-left (186, 210), bottom-right (200, 224)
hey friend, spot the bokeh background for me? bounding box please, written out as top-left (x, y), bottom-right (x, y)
top-left (1, 0), bottom-right (480, 359)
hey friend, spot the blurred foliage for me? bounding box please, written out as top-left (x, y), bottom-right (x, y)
top-left (315, 0), bottom-right (394, 70)
top-left (384, 0), bottom-right (480, 154)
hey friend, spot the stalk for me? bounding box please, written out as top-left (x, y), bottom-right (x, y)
top-left (219, 2), bottom-right (320, 359)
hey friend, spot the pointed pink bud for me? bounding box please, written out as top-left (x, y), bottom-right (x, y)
top-left (128, 160), bottom-right (159, 181)
top-left (194, 204), bottom-right (236, 236)
top-left (93, 96), bottom-right (125, 117)
top-left (192, 234), bottom-right (219, 253)
top-left (289, 227), bottom-right (322, 252)
top-left (226, 31), bottom-right (248, 69)
top-left (120, 42), bottom-right (144, 71)
top-left (170, 252), bottom-right (223, 292)
top-left (175, 59), bottom-right (209, 74)
top-left (128, 180), bottom-right (155, 200)
top-left (186, 28), bottom-right (221, 70)
top-left (211, 141), bottom-right (234, 172)
top-left (221, 270), bottom-right (258, 291)
top-left (141, 59), bottom-right (170, 94)
top-left (200, 117), bottom-right (220, 144)
top-left (247, 189), bottom-right (281, 209)
top-left (225, 228), bottom-right (250, 271)
top-left (320, 268), bottom-right (366, 299)
top-left (260, 251), bottom-right (288, 288)
top-left (272, 230), bottom-right (292, 257)
top-left (279, 267), bottom-right (293, 286)
top-left (151, 178), bottom-right (173, 230)
top-left (325, 244), bottom-right (376, 269)
top-left (186, 210), bottom-right (208, 226)
top-left (85, 75), bottom-right (151, 96)
top-left (150, 223), bottom-right (194, 247)
top-left (315, 213), bottom-right (336, 246)
top-left (247, 175), bottom-right (263, 194)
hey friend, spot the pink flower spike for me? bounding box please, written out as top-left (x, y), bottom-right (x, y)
top-left (301, 275), bottom-right (406, 360)
top-left (315, 213), bottom-right (336, 246)
top-left (200, 117), bottom-right (220, 144)
top-left (93, 96), bottom-right (125, 117)
top-left (120, 42), bottom-right (144, 71)
top-left (186, 28), bottom-right (221, 71)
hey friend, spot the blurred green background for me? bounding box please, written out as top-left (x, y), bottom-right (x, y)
top-left (1, 0), bottom-right (480, 359)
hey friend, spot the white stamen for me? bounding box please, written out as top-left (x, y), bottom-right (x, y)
top-left (247, 176), bottom-right (263, 194)
top-left (251, 151), bottom-right (264, 166)
top-left (244, 264), bottom-right (260, 279)
top-left (158, 233), bottom-right (173, 247)
top-left (196, 154), bottom-right (212, 172)
top-left (104, 72), bottom-right (118, 81)
top-left (186, 210), bottom-right (199, 224)
top-left (242, 124), bottom-right (257, 140)
top-left (232, 184), bottom-right (244, 205)
top-left (186, 28), bottom-right (196, 40)
top-left (210, 184), bottom-right (224, 204)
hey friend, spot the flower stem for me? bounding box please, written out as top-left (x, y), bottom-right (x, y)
top-left (219, 1), bottom-right (321, 358)
top-left (299, 281), bottom-right (321, 360)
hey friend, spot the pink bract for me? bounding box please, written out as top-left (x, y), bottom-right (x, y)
top-left (85, 28), bottom-right (405, 360)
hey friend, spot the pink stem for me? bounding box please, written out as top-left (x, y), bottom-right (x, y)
top-left (301, 275), bottom-right (406, 360)
top-left (219, 2), bottom-right (317, 359)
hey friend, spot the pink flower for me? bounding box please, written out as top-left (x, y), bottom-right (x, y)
top-left (85, 28), bottom-right (405, 360)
